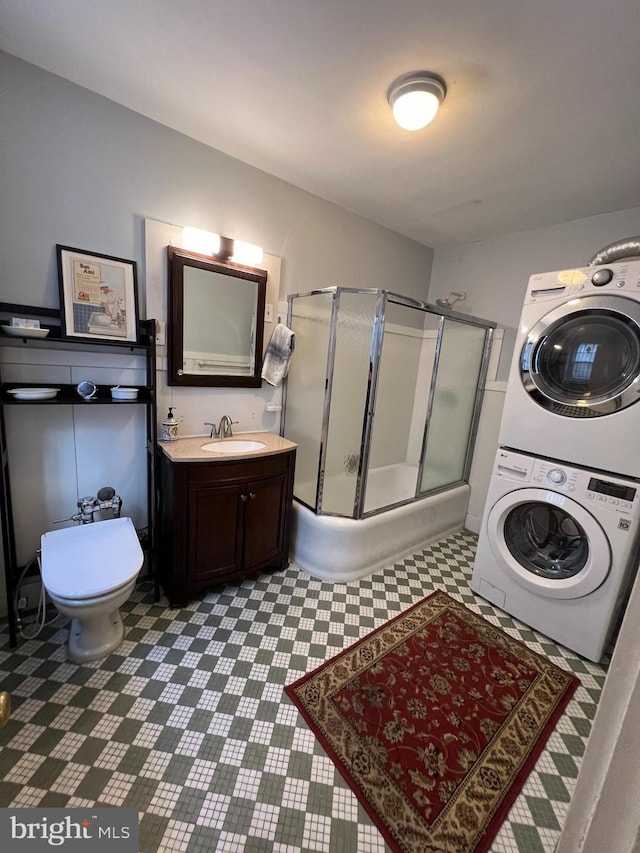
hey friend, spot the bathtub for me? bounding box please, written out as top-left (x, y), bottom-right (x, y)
top-left (290, 473), bottom-right (470, 582)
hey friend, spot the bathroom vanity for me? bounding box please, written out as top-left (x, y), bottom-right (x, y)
top-left (156, 433), bottom-right (296, 606)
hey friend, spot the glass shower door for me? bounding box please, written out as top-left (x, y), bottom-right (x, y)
top-left (321, 291), bottom-right (378, 516)
top-left (419, 319), bottom-right (489, 494)
top-left (284, 292), bottom-right (334, 510)
top-left (364, 301), bottom-right (432, 513)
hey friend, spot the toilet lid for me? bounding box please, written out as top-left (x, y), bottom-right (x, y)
top-left (41, 517), bottom-right (143, 600)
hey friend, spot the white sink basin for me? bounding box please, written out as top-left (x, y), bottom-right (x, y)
top-left (201, 439), bottom-right (266, 453)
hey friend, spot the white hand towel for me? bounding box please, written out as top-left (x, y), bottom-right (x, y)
top-left (261, 323), bottom-right (296, 386)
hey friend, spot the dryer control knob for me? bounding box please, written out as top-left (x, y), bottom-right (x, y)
top-left (592, 268), bottom-right (614, 286)
top-left (548, 468), bottom-right (567, 485)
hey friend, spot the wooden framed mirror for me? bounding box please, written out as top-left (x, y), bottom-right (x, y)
top-left (168, 246), bottom-right (267, 387)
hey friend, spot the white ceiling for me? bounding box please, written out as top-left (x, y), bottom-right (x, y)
top-left (2, 0), bottom-right (639, 247)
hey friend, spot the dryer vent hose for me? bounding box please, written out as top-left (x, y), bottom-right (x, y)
top-left (588, 236), bottom-right (640, 266)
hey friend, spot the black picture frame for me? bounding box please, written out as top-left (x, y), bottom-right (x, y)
top-left (56, 244), bottom-right (139, 343)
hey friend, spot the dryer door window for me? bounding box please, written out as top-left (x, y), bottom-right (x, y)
top-left (521, 295), bottom-right (640, 417)
top-left (504, 502), bottom-right (588, 579)
top-left (487, 488), bottom-right (611, 598)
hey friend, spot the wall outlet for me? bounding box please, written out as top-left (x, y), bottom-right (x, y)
top-left (155, 319), bottom-right (166, 345)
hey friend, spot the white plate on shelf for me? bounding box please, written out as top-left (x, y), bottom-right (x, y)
top-left (1, 326), bottom-right (50, 338)
top-left (6, 387), bottom-right (60, 401)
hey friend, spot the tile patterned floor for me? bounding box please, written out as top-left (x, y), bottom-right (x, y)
top-left (0, 530), bottom-right (608, 852)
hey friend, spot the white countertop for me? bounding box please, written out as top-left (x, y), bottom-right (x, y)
top-left (158, 431), bottom-right (297, 462)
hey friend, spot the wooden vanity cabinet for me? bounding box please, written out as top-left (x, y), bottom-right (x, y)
top-left (157, 448), bottom-right (295, 606)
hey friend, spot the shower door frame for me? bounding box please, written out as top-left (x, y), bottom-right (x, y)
top-left (414, 310), bottom-right (495, 505)
top-left (283, 287), bottom-right (496, 520)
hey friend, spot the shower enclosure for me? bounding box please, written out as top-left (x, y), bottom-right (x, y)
top-left (282, 288), bottom-right (495, 579)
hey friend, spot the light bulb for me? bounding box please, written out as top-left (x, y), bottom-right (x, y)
top-left (392, 90), bottom-right (440, 131)
top-left (182, 226), bottom-right (221, 256)
top-left (387, 73), bottom-right (446, 132)
top-left (231, 240), bottom-right (263, 266)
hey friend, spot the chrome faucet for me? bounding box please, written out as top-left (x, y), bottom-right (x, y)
top-left (218, 414), bottom-right (236, 438)
top-left (204, 416), bottom-right (237, 439)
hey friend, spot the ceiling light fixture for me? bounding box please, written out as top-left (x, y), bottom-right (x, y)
top-left (387, 71), bottom-right (447, 131)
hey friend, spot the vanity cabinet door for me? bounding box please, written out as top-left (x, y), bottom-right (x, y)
top-left (243, 472), bottom-right (288, 570)
top-left (187, 482), bottom-right (244, 584)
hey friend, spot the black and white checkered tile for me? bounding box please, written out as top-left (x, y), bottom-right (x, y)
top-left (0, 531), bottom-right (607, 852)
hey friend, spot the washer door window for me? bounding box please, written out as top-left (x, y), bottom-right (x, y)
top-left (521, 295), bottom-right (640, 417)
top-left (487, 488), bottom-right (611, 598)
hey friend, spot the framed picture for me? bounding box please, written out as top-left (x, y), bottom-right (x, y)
top-left (56, 245), bottom-right (139, 343)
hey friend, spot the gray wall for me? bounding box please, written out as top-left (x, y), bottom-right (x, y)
top-left (430, 205), bottom-right (640, 378)
top-left (0, 51), bottom-right (434, 314)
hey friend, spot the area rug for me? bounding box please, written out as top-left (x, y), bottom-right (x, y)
top-left (285, 590), bottom-right (580, 853)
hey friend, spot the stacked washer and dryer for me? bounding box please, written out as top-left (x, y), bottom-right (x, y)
top-left (471, 250), bottom-right (640, 661)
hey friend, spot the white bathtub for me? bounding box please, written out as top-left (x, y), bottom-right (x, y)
top-left (290, 478), bottom-right (470, 582)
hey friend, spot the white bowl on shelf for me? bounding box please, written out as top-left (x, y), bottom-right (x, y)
top-left (2, 326), bottom-right (50, 339)
top-left (110, 386), bottom-right (139, 400)
top-left (7, 387), bottom-right (60, 401)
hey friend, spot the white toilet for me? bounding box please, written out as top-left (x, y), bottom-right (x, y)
top-left (41, 517), bottom-right (144, 663)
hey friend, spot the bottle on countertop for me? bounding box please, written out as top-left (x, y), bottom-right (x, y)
top-left (162, 407), bottom-right (179, 442)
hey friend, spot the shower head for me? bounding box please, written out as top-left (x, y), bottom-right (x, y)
top-left (435, 291), bottom-right (467, 310)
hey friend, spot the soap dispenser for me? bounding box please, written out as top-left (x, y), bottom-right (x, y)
top-left (162, 407), bottom-right (178, 442)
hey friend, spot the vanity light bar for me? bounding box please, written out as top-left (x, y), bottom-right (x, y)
top-left (182, 226), bottom-right (221, 256)
top-left (231, 240), bottom-right (263, 266)
top-left (182, 226), bottom-right (263, 266)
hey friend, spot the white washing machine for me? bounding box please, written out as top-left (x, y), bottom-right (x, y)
top-left (500, 259), bottom-right (640, 477)
top-left (471, 448), bottom-right (640, 661)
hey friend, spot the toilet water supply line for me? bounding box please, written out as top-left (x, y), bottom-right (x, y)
top-left (13, 551), bottom-right (61, 641)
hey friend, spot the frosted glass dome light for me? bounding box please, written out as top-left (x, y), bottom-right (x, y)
top-left (387, 72), bottom-right (447, 131)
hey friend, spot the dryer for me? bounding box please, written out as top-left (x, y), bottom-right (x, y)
top-left (471, 448), bottom-right (640, 661)
top-left (499, 259), bottom-right (640, 476)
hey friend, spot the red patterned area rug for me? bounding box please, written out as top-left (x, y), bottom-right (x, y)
top-left (285, 590), bottom-right (580, 853)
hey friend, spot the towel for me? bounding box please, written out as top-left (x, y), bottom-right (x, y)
top-left (261, 323), bottom-right (295, 386)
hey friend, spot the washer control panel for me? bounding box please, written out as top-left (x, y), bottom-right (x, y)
top-left (533, 460), bottom-right (578, 492)
top-left (585, 475), bottom-right (637, 510)
top-left (525, 259), bottom-right (640, 302)
top-left (494, 449), bottom-right (640, 518)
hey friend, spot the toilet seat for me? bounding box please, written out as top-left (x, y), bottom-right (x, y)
top-left (41, 517), bottom-right (143, 600)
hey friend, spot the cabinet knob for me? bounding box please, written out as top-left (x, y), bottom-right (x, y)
top-left (240, 493), bottom-right (248, 502)
top-left (249, 492), bottom-right (256, 501)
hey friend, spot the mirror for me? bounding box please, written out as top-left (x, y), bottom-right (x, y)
top-left (168, 246), bottom-right (267, 387)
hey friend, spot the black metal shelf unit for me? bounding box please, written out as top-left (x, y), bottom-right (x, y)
top-left (0, 302), bottom-right (158, 646)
